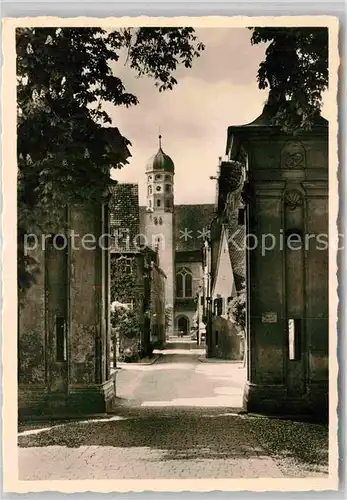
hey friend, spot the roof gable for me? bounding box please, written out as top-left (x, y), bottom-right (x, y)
top-left (212, 225), bottom-right (236, 298)
top-left (109, 183), bottom-right (140, 251)
top-left (225, 209), bottom-right (246, 286)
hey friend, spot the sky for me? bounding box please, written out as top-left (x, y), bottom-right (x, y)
top-left (105, 28), bottom-right (326, 206)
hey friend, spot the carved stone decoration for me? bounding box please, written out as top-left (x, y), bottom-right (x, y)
top-left (284, 189), bottom-right (304, 211)
top-left (281, 140), bottom-right (306, 169)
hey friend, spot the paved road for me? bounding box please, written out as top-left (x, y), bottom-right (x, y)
top-left (116, 340), bottom-right (246, 408)
top-left (18, 343), bottom-right (328, 480)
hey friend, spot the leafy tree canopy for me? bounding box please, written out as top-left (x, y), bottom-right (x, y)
top-left (17, 27), bottom-right (204, 296)
top-left (250, 27), bottom-right (328, 132)
top-left (17, 27), bottom-right (205, 230)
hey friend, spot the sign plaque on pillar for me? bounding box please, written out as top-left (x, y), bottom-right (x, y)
top-left (261, 312), bottom-right (277, 324)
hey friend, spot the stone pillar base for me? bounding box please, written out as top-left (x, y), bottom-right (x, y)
top-left (243, 381), bottom-right (329, 421)
top-left (67, 378), bottom-right (117, 415)
top-left (18, 376), bottom-right (117, 420)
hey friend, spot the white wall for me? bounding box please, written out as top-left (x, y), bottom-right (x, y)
top-left (212, 226), bottom-right (236, 300)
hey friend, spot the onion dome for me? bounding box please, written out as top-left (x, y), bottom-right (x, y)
top-left (146, 135), bottom-right (175, 173)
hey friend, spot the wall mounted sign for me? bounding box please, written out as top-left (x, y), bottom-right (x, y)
top-left (262, 312), bottom-right (277, 323)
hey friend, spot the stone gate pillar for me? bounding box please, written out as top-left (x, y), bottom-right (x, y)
top-left (226, 103), bottom-right (329, 416)
top-left (67, 197), bottom-right (115, 413)
top-left (18, 192), bottom-right (115, 417)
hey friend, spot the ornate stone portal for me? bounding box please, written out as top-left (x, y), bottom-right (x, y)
top-left (225, 104), bottom-right (329, 417)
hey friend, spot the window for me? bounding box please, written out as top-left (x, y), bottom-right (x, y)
top-left (116, 256), bottom-right (133, 274)
top-left (154, 217), bottom-right (158, 225)
top-left (238, 208), bottom-right (245, 225)
top-left (154, 236), bottom-right (161, 250)
top-left (165, 175), bottom-right (171, 181)
top-left (165, 199), bottom-right (171, 208)
top-left (56, 317), bottom-right (67, 362)
top-left (156, 185), bottom-right (161, 192)
top-left (176, 267), bottom-right (193, 298)
top-left (165, 184), bottom-right (171, 193)
top-left (124, 260), bottom-right (132, 274)
top-left (157, 199), bottom-right (161, 207)
top-left (148, 185), bottom-right (152, 195)
top-left (149, 200), bottom-right (152, 208)
top-left (155, 174), bottom-right (161, 180)
top-left (159, 217), bottom-right (163, 225)
top-left (214, 298), bottom-right (223, 316)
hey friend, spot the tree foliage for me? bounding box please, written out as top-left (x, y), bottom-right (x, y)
top-left (17, 27), bottom-right (204, 225)
top-left (250, 27), bottom-right (328, 132)
top-left (165, 306), bottom-right (173, 332)
top-left (228, 291), bottom-right (246, 333)
top-left (17, 27), bottom-right (204, 295)
top-left (110, 303), bottom-right (141, 340)
top-left (110, 303), bottom-right (142, 362)
top-left (110, 255), bottom-right (137, 304)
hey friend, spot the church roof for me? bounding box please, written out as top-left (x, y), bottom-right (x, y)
top-left (146, 136), bottom-right (175, 173)
top-left (174, 204), bottom-right (216, 252)
top-left (139, 204), bottom-right (216, 253)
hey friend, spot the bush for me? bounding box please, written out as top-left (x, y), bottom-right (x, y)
top-left (111, 301), bottom-right (142, 362)
top-left (228, 290), bottom-right (247, 365)
top-left (165, 306), bottom-right (173, 332)
top-left (110, 302), bottom-right (141, 340)
top-left (122, 344), bottom-right (140, 363)
top-left (228, 291), bottom-right (246, 333)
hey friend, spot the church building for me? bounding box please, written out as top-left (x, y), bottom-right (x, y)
top-left (139, 136), bottom-right (215, 337)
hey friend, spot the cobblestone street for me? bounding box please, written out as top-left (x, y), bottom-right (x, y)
top-left (18, 341), bottom-right (329, 480)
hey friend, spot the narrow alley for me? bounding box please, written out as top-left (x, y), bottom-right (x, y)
top-left (115, 337), bottom-right (246, 408)
top-left (18, 340), bottom-right (329, 481)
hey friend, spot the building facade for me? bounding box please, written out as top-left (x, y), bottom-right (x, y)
top-left (140, 137), bottom-right (216, 339)
top-left (210, 225), bottom-right (244, 360)
top-left (109, 183), bottom-right (166, 360)
top-left (202, 157), bottom-right (246, 359)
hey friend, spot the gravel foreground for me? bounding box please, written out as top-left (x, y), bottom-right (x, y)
top-left (18, 409), bottom-right (328, 480)
top-left (18, 348), bottom-right (329, 480)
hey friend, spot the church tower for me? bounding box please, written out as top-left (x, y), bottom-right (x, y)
top-left (145, 135), bottom-right (175, 335)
